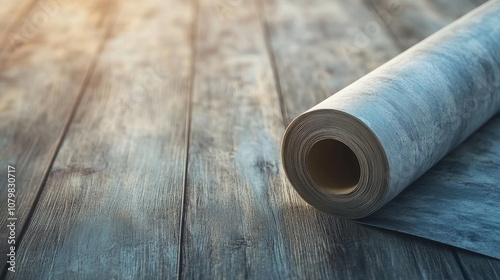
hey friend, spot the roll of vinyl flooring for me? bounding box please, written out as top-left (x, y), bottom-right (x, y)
top-left (282, 1), bottom-right (500, 219)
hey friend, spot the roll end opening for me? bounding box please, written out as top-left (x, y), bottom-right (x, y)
top-left (306, 139), bottom-right (361, 195)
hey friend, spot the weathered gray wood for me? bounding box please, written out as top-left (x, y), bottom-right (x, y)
top-left (367, 0), bottom-right (478, 49)
top-left (7, 0), bottom-right (194, 278)
top-left (470, 0), bottom-right (489, 5)
top-left (0, 0), bottom-right (112, 274)
top-left (0, 0), bottom-right (37, 52)
top-left (180, 0), bottom-right (293, 277)
top-left (261, 0), bottom-right (403, 124)
top-left (180, 0), bottom-right (464, 278)
top-left (455, 250), bottom-right (500, 279)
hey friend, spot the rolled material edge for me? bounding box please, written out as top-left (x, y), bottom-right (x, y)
top-left (282, 109), bottom-right (390, 219)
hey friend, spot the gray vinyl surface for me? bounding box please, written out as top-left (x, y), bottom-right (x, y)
top-left (362, 114), bottom-right (500, 259)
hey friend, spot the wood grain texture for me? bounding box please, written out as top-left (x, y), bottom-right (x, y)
top-left (367, 0), bottom-right (479, 49)
top-left (0, 0), bottom-right (111, 272)
top-left (180, 0), bottom-right (292, 277)
top-left (455, 249), bottom-right (500, 279)
top-left (260, 0), bottom-right (402, 124)
top-left (7, 0), bottom-right (194, 278)
top-left (469, 0), bottom-right (489, 5)
top-left (0, 0), bottom-right (37, 52)
top-left (180, 0), bottom-right (464, 278)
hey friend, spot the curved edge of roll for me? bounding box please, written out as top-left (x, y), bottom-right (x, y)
top-left (281, 109), bottom-right (391, 219)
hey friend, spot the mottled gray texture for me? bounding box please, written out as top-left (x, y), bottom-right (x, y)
top-left (282, 1), bottom-right (500, 258)
top-left (362, 114), bottom-right (500, 259)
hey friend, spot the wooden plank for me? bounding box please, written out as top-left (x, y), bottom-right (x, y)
top-left (6, 0), bottom-right (194, 278)
top-left (455, 250), bottom-right (500, 279)
top-left (181, 0), bottom-right (292, 277)
top-left (260, 0), bottom-right (404, 123)
top-left (0, 0), bottom-right (37, 47)
top-left (366, 0), bottom-right (500, 275)
top-left (367, 0), bottom-right (479, 49)
top-left (180, 0), bottom-right (463, 278)
top-left (470, 0), bottom-right (489, 5)
top-left (0, 0), bottom-right (112, 274)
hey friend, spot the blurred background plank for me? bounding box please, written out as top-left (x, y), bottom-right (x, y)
top-left (7, 0), bottom-right (194, 278)
top-left (0, 0), bottom-right (37, 52)
top-left (0, 0), bottom-right (112, 272)
top-left (260, 0), bottom-right (401, 123)
top-left (455, 250), bottom-right (500, 279)
top-left (368, 0), bottom-right (479, 49)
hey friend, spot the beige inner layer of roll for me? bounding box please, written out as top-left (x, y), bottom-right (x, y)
top-left (306, 139), bottom-right (361, 195)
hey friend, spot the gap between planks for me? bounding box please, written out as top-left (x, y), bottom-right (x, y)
top-left (176, 0), bottom-right (200, 279)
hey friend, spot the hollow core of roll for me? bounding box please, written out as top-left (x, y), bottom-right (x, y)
top-left (306, 139), bottom-right (361, 195)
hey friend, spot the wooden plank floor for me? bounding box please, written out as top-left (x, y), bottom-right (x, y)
top-left (1, 0), bottom-right (499, 278)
